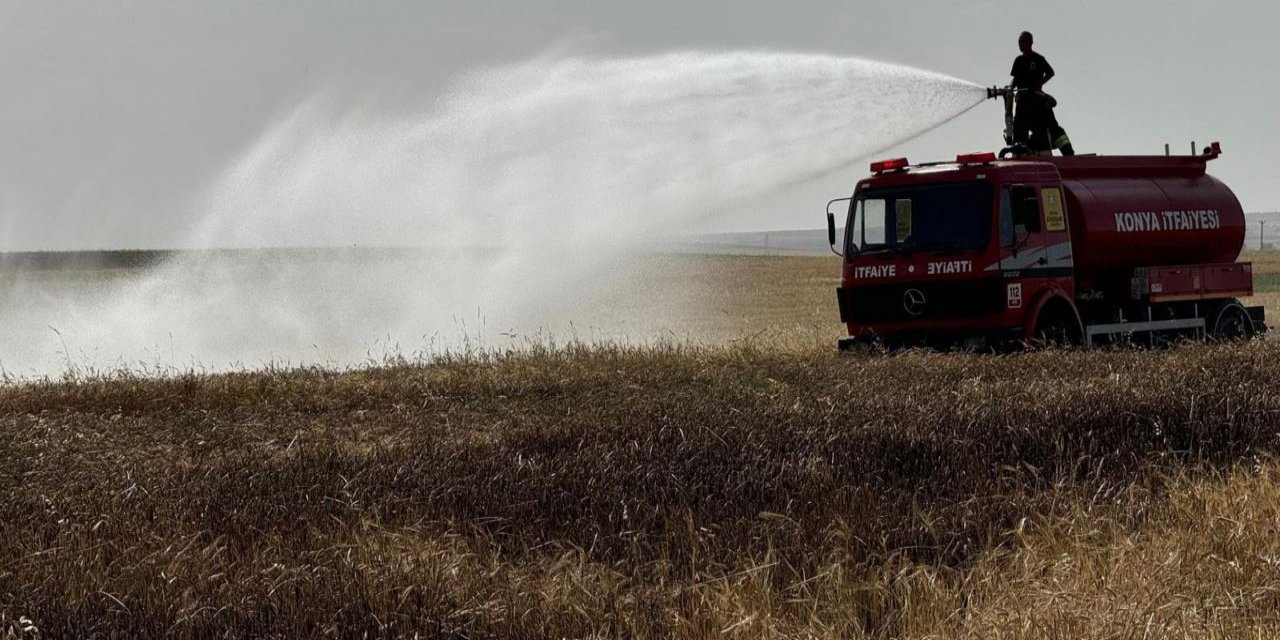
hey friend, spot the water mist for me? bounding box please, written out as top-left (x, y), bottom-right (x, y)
top-left (0, 52), bottom-right (985, 377)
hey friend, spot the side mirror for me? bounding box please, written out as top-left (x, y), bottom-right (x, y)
top-left (826, 198), bottom-right (851, 257)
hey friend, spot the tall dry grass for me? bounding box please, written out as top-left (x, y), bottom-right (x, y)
top-left (1, 251), bottom-right (1278, 637)
top-left (2, 338), bottom-right (1280, 637)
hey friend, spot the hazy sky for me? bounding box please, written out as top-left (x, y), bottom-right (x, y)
top-left (2, 1), bottom-right (1277, 249)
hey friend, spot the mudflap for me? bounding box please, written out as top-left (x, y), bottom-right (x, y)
top-left (838, 335), bottom-right (876, 352)
top-left (1247, 305), bottom-right (1268, 334)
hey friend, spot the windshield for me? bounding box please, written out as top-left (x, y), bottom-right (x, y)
top-left (846, 182), bottom-right (993, 255)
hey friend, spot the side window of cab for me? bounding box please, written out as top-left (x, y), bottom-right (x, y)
top-left (1001, 185), bottom-right (1041, 246)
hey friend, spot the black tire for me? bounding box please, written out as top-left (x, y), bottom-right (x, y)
top-left (1211, 302), bottom-right (1253, 341)
top-left (1031, 305), bottom-right (1081, 350)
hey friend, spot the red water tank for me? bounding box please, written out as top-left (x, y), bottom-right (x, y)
top-left (1054, 155), bottom-right (1245, 275)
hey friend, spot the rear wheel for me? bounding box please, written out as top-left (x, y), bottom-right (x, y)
top-left (1210, 302), bottom-right (1253, 341)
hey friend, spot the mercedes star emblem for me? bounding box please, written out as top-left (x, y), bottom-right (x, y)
top-left (903, 288), bottom-right (927, 317)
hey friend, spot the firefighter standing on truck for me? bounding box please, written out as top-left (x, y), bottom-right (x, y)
top-left (1011, 31), bottom-right (1075, 156)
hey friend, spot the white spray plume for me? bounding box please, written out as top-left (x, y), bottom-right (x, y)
top-left (0, 52), bottom-right (985, 377)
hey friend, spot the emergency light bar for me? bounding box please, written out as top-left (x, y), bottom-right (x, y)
top-left (955, 152), bottom-right (997, 165)
top-left (870, 157), bottom-right (909, 173)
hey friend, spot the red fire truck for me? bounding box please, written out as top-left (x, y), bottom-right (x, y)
top-left (824, 144), bottom-right (1265, 349)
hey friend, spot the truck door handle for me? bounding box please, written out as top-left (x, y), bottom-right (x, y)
top-left (1036, 257), bottom-right (1048, 266)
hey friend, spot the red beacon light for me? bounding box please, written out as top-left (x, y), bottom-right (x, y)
top-left (870, 157), bottom-right (910, 173)
top-left (955, 151), bottom-right (997, 165)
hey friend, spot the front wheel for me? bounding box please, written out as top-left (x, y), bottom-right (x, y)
top-left (1031, 308), bottom-right (1082, 350)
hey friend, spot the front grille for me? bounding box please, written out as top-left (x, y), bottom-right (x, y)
top-left (838, 279), bottom-right (1006, 324)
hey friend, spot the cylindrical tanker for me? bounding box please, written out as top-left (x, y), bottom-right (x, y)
top-left (1057, 157), bottom-right (1246, 275)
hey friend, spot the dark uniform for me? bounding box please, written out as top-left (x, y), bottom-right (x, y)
top-left (1011, 52), bottom-right (1053, 93)
top-left (1010, 52), bottom-right (1073, 155)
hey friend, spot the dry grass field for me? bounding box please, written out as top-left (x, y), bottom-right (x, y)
top-left (593, 250), bottom-right (1280, 346)
top-left (1243, 250), bottom-right (1280, 321)
top-left (3, 252), bottom-right (1280, 638)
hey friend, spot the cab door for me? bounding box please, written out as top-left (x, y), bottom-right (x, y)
top-left (999, 184), bottom-right (1075, 313)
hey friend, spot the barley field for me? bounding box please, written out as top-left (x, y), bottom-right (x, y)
top-left (2, 252), bottom-right (1280, 638)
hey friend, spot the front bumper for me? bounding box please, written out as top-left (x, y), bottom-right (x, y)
top-left (836, 281), bottom-right (1024, 350)
top-left (838, 326), bottom-right (1026, 352)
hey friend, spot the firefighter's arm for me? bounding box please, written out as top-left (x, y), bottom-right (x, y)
top-left (1040, 58), bottom-right (1056, 86)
